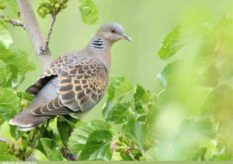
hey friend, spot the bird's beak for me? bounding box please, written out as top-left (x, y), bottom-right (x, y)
top-left (121, 34), bottom-right (133, 42)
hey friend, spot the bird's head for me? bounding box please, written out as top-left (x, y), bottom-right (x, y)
top-left (96, 23), bottom-right (132, 43)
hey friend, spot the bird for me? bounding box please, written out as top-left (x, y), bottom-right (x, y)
top-left (9, 23), bottom-right (132, 131)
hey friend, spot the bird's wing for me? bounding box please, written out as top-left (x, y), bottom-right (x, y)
top-left (29, 55), bottom-right (108, 116)
top-left (31, 96), bottom-right (72, 116)
top-left (26, 54), bottom-right (74, 95)
top-left (57, 56), bottom-right (108, 112)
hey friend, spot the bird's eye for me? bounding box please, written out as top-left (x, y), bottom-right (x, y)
top-left (111, 29), bottom-right (116, 33)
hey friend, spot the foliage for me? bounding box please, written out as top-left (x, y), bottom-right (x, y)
top-left (37, 0), bottom-right (69, 18)
top-left (0, 87), bottom-right (20, 121)
top-left (152, 9), bottom-right (233, 161)
top-left (0, 142), bottom-right (18, 161)
top-left (37, 0), bottom-right (99, 24)
top-left (0, 75), bottom-right (155, 161)
top-left (0, 19), bottom-right (34, 161)
top-left (0, 24), bottom-right (34, 124)
top-left (67, 77), bottom-right (155, 160)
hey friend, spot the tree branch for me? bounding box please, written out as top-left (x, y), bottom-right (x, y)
top-left (0, 15), bottom-right (24, 28)
top-left (60, 146), bottom-right (76, 161)
top-left (43, 15), bottom-right (56, 54)
top-left (16, 0), bottom-right (53, 71)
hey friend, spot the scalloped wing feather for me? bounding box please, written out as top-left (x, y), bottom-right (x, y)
top-left (27, 54), bottom-right (108, 115)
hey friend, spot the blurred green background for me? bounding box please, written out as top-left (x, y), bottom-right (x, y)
top-left (11, 0), bottom-right (232, 89)
top-left (9, 0), bottom-right (232, 121)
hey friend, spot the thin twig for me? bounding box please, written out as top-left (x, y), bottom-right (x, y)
top-left (60, 146), bottom-right (76, 161)
top-left (43, 16), bottom-right (56, 53)
top-left (0, 15), bottom-right (24, 28)
top-left (29, 129), bottom-right (37, 146)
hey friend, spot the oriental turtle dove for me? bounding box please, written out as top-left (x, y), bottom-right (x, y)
top-left (9, 23), bottom-right (132, 131)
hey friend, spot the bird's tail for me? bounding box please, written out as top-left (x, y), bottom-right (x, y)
top-left (9, 101), bottom-right (51, 131)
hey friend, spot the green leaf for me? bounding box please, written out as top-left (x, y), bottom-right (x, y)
top-left (191, 147), bottom-right (207, 160)
top-left (79, 130), bottom-right (112, 160)
top-left (0, 43), bottom-right (34, 87)
top-left (157, 24), bottom-right (183, 60)
top-left (10, 125), bottom-right (24, 139)
top-left (17, 91), bottom-right (33, 109)
top-left (0, 87), bottom-right (20, 121)
top-left (102, 77), bottom-right (133, 124)
top-left (68, 120), bottom-right (111, 153)
top-left (103, 102), bottom-right (131, 124)
top-left (123, 116), bottom-right (145, 151)
top-left (78, 0), bottom-right (99, 24)
top-left (57, 115), bottom-right (78, 145)
top-left (107, 76), bottom-right (133, 101)
top-left (0, 60), bottom-right (12, 87)
top-left (133, 84), bottom-right (153, 114)
top-left (134, 85), bottom-right (150, 103)
top-left (33, 149), bottom-right (48, 161)
top-left (156, 60), bottom-right (182, 88)
top-left (0, 25), bottom-right (12, 48)
top-left (0, 142), bottom-right (18, 161)
top-left (40, 138), bottom-right (63, 160)
top-left (210, 154), bottom-right (232, 161)
top-left (119, 150), bottom-right (134, 161)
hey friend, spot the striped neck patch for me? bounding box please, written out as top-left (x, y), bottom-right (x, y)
top-left (91, 38), bottom-right (104, 50)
